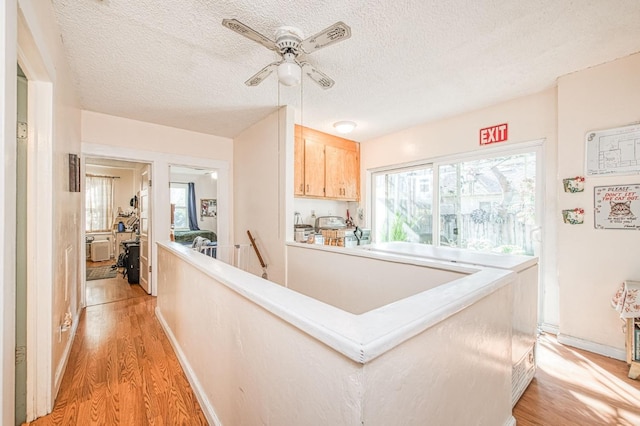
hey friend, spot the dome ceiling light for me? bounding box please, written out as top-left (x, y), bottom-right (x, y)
top-left (333, 121), bottom-right (357, 134)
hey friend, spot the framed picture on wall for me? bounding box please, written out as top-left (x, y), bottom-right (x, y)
top-left (594, 184), bottom-right (640, 230)
top-left (200, 199), bottom-right (217, 219)
top-left (68, 153), bottom-right (80, 192)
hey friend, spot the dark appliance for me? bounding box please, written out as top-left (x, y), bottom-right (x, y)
top-left (123, 242), bottom-right (140, 284)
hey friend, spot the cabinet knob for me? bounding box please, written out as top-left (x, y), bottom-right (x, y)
top-left (306, 184), bottom-right (309, 192)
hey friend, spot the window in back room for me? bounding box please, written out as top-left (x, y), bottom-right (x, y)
top-left (85, 175), bottom-right (115, 232)
top-left (170, 182), bottom-right (189, 230)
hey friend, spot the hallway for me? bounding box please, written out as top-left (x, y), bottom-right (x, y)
top-left (26, 274), bottom-right (640, 425)
top-left (28, 293), bottom-right (207, 425)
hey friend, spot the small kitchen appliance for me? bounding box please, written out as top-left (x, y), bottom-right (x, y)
top-left (314, 216), bottom-right (371, 247)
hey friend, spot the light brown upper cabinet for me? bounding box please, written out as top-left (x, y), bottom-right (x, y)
top-left (294, 125), bottom-right (360, 201)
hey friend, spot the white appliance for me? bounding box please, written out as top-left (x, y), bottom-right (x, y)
top-left (91, 240), bottom-right (110, 262)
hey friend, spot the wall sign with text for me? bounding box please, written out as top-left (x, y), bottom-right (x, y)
top-left (480, 123), bottom-right (508, 146)
top-left (594, 184), bottom-right (640, 230)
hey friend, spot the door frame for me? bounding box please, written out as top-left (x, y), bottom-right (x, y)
top-left (81, 143), bottom-right (231, 298)
top-left (16, 5), bottom-right (57, 420)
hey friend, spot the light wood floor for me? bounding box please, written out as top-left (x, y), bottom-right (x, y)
top-left (28, 280), bottom-right (207, 425)
top-left (514, 333), bottom-right (640, 425)
top-left (85, 259), bottom-right (147, 307)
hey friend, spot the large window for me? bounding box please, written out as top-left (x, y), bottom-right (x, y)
top-left (374, 166), bottom-right (434, 243)
top-left (85, 175), bottom-right (114, 232)
top-left (372, 145), bottom-right (540, 255)
top-left (170, 183), bottom-right (188, 229)
top-left (439, 153), bottom-right (537, 254)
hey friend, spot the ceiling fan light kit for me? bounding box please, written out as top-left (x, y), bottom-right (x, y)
top-left (333, 121), bottom-right (357, 134)
top-left (277, 52), bottom-right (301, 86)
top-left (277, 62), bottom-right (301, 86)
top-left (222, 18), bottom-right (351, 89)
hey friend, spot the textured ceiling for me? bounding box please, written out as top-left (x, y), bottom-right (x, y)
top-left (51, 0), bottom-right (640, 142)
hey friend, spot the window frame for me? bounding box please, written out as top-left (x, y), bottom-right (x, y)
top-left (169, 182), bottom-right (189, 230)
top-left (372, 163), bottom-right (435, 244)
top-left (370, 139), bottom-right (545, 252)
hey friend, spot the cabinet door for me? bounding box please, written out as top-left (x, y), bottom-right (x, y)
top-left (343, 149), bottom-right (359, 200)
top-left (325, 145), bottom-right (359, 200)
top-left (304, 139), bottom-right (325, 197)
top-left (324, 145), bottom-right (345, 198)
top-left (294, 135), bottom-right (304, 196)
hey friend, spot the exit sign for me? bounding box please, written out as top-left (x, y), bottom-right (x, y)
top-left (480, 123), bottom-right (508, 145)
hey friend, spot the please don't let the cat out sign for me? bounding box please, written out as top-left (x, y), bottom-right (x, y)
top-left (594, 184), bottom-right (640, 230)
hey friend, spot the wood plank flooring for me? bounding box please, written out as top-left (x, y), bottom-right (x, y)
top-left (513, 333), bottom-right (640, 425)
top-left (28, 294), bottom-right (207, 425)
top-left (85, 259), bottom-right (147, 307)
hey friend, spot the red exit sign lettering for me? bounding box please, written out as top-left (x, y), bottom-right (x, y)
top-left (480, 123), bottom-right (508, 145)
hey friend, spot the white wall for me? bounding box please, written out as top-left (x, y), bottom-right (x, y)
top-left (287, 245), bottom-right (465, 314)
top-left (156, 243), bottom-right (514, 426)
top-left (156, 245), bottom-right (363, 426)
top-left (363, 285), bottom-right (512, 426)
top-left (361, 88), bottom-right (559, 331)
top-left (233, 107), bottom-right (293, 284)
top-left (556, 53), bottom-right (640, 355)
top-left (82, 110), bottom-right (233, 159)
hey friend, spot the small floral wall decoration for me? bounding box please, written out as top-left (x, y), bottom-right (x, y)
top-left (562, 208), bottom-right (584, 225)
top-left (563, 176), bottom-right (585, 193)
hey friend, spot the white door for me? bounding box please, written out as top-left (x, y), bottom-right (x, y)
top-left (139, 165), bottom-right (151, 293)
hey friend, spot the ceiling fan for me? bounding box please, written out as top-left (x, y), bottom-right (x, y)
top-left (221, 18), bottom-right (351, 89)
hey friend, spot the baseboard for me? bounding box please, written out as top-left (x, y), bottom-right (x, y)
top-left (53, 310), bottom-right (81, 398)
top-left (155, 307), bottom-right (222, 426)
top-left (539, 322), bottom-right (559, 336)
top-left (557, 333), bottom-right (626, 361)
top-left (505, 415), bottom-right (516, 426)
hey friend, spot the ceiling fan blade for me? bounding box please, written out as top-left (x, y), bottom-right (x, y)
top-left (244, 62), bottom-right (279, 87)
top-left (299, 21), bottom-right (351, 54)
top-left (300, 62), bottom-right (335, 90)
top-left (222, 18), bottom-right (277, 51)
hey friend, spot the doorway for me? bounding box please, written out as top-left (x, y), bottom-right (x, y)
top-left (84, 158), bottom-right (152, 306)
top-left (169, 165), bottom-right (219, 247)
